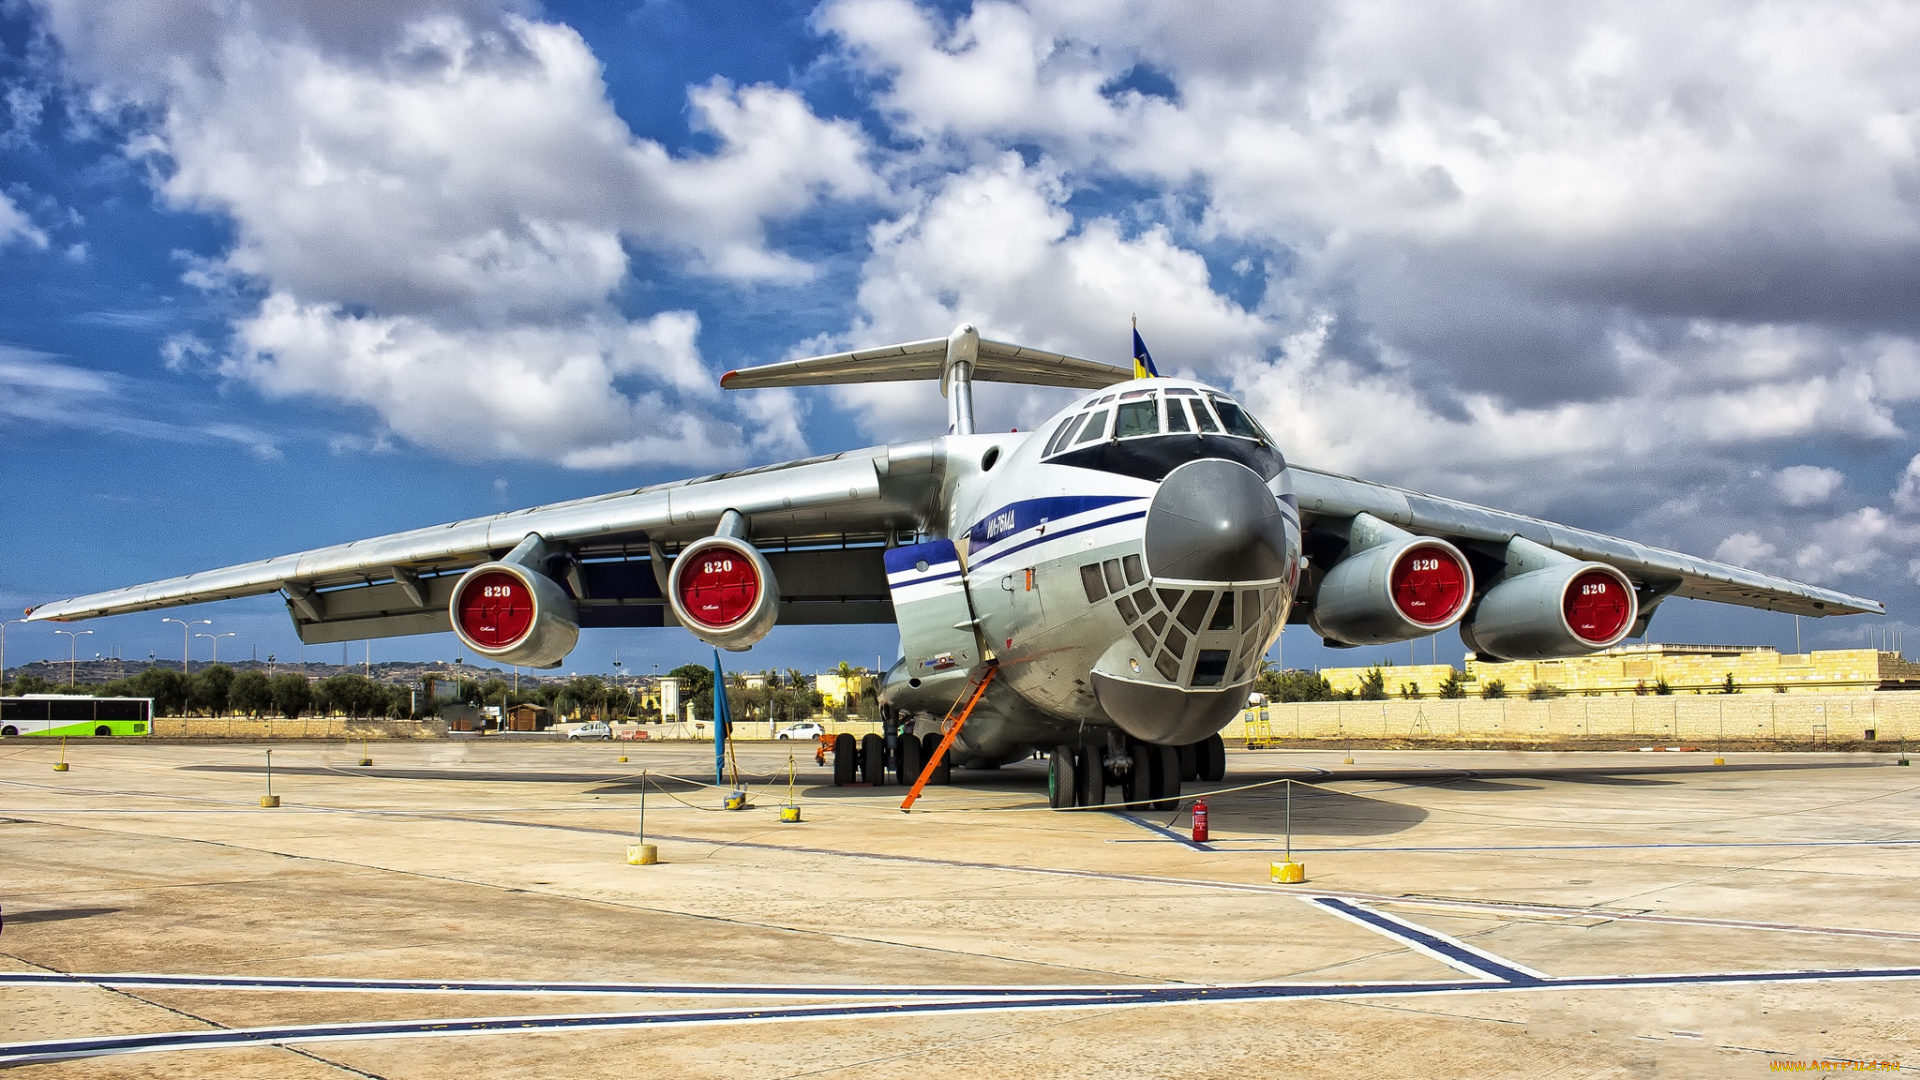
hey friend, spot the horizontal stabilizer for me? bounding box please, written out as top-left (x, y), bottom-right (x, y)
top-left (722, 333), bottom-right (1132, 393)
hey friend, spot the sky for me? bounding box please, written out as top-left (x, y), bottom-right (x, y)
top-left (3, 0), bottom-right (1918, 680)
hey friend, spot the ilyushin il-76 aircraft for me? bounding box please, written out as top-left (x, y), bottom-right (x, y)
top-left (29, 324), bottom-right (1881, 809)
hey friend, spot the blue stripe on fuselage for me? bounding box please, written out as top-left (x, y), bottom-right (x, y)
top-left (966, 495), bottom-right (1141, 551)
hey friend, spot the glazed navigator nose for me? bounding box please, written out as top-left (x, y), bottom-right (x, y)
top-left (1144, 458), bottom-right (1288, 582)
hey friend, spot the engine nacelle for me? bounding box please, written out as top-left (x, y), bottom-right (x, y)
top-left (1459, 561), bottom-right (1637, 661)
top-left (1311, 531), bottom-right (1473, 646)
top-left (668, 534), bottom-right (780, 651)
top-left (449, 561), bottom-right (579, 668)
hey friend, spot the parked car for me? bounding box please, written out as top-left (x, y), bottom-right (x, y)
top-left (567, 721), bottom-right (613, 740)
top-left (775, 722), bottom-right (824, 741)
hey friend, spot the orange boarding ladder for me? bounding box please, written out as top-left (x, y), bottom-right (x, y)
top-left (899, 664), bottom-right (998, 811)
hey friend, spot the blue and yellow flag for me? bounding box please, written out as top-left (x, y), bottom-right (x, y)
top-left (1131, 325), bottom-right (1159, 379)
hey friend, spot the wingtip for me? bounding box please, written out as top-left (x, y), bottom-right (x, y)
top-left (719, 370), bottom-right (739, 389)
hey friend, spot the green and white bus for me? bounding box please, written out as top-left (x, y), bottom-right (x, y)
top-left (0, 696), bottom-right (153, 738)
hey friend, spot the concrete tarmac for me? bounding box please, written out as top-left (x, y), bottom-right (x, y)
top-left (1, 739), bottom-right (1916, 1077)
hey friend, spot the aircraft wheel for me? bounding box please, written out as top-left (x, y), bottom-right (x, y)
top-left (1177, 742), bottom-right (1199, 782)
top-left (832, 733), bottom-right (856, 787)
top-left (895, 732), bottom-right (923, 785)
top-left (921, 732), bottom-right (951, 785)
top-left (1047, 746), bottom-right (1077, 810)
top-left (1150, 743), bottom-right (1181, 811)
top-left (860, 733), bottom-right (886, 785)
top-left (1198, 733), bottom-right (1227, 782)
top-left (1122, 738), bottom-right (1153, 808)
top-left (1074, 747), bottom-right (1104, 808)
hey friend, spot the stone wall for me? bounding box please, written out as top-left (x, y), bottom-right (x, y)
top-left (150, 717), bottom-right (445, 740)
top-left (1228, 692), bottom-right (1914, 744)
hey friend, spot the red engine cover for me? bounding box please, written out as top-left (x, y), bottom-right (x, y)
top-left (1390, 544), bottom-right (1469, 628)
top-left (676, 544), bottom-right (762, 628)
top-left (456, 570), bottom-right (534, 648)
top-left (1564, 569), bottom-right (1632, 644)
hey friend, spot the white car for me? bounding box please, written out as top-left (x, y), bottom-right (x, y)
top-left (567, 721), bottom-right (613, 740)
top-left (775, 722), bottom-right (824, 740)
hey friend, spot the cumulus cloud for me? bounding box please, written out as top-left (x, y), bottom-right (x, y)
top-left (37, 1), bottom-right (876, 466)
top-left (1775, 465), bottom-right (1845, 507)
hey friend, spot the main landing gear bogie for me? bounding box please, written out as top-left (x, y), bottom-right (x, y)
top-left (1046, 732), bottom-right (1225, 811)
top-left (829, 729), bottom-right (952, 789)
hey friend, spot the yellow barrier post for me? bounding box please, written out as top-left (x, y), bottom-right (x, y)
top-left (260, 747), bottom-right (280, 808)
top-left (780, 750), bottom-right (802, 822)
top-left (1271, 780), bottom-right (1306, 883)
top-left (53, 736), bottom-right (69, 772)
top-left (359, 735), bottom-right (373, 768)
top-left (627, 769), bottom-right (658, 865)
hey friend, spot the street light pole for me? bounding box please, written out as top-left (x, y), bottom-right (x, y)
top-left (163, 618), bottom-right (211, 673)
top-left (1, 618), bottom-right (26, 693)
top-left (197, 632), bottom-right (236, 663)
top-left (52, 629), bottom-right (93, 687)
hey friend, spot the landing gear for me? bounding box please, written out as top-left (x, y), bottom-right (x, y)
top-left (860, 733), bottom-right (886, 785)
top-left (895, 731), bottom-right (924, 785)
top-left (1075, 747), bottom-right (1105, 807)
top-left (1047, 745), bottom-right (1077, 809)
top-left (1149, 743), bottom-right (1181, 811)
top-left (1196, 733), bottom-right (1226, 783)
top-left (832, 733), bottom-right (856, 787)
top-left (920, 732), bottom-right (950, 785)
top-left (1177, 742), bottom-right (1199, 782)
top-left (1122, 737), bottom-right (1153, 809)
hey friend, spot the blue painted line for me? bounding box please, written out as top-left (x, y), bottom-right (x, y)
top-left (14, 964), bottom-right (1920, 1065)
top-left (966, 495), bottom-right (1143, 551)
top-left (1112, 811), bottom-right (1213, 851)
top-left (0, 972), bottom-right (1121, 997)
top-left (1308, 897), bottom-right (1544, 985)
top-left (969, 511), bottom-right (1148, 570)
top-left (1195, 839), bottom-right (1920, 854)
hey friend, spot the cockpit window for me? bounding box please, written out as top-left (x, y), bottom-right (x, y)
top-left (1114, 400), bottom-right (1159, 438)
top-left (1043, 414), bottom-right (1082, 457)
top-left (1188, 398), bottom-right (1221, 434)
top-left (1073, 408), bottom-right (1110, 445)
top-left (1165, 396), bottom-right (1191, 433)
top-left (1210, 398), bottom-right (1264, 440)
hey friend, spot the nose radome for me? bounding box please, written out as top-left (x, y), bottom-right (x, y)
top-left (1144, 459), bottom-right (1288, 582)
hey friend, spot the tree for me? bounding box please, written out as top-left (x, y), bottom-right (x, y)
top-left (229, 670), bottom-right (273, 717)
top-left (1399, 681), bottom-right (1421, 699)
top-left (1437, 669), bottom-right (1467, 699)
top-left (668, 663), bottom-right (715, 721)
top-left (1358, 667), bottom-right (1387, 700)
top-left (1527, 683), bottom-right (1564, 700)
top-left (1654, 677), bottom-right (1673, 695)
top-left (1255, 665), bottom-right (1332, 702)
top-left (189, 664), bottom-right (235, 716)
top-left (1480, 679), bottom-right (1507, 699)
top-left (11, 673), bottom-right (56, 695)
top-left (1718, 672), bottom-right (1741, 694)
top-left (270, 673), bottom-right (312, 719)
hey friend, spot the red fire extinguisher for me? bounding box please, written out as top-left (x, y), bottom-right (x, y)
top-left (1191, 798), bottom-right (1209, 843)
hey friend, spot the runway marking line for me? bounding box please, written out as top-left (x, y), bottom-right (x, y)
top-left (6, 895), bottom-right (1920, 1066)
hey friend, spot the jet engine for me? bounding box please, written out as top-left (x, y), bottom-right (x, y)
top-left (1310, 514), bottom-right (1473, 645)
top-left (1459, 560), bottom-right (1637, 661)
top-left (449, 560), bottom-right (579, 669)
top-left (668, 533), bottom-right (780, 652)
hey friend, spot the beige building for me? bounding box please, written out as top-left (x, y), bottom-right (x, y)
top-left (814, 670), bottom-right (875, 710)
top-left (1324, 644), bottom-right (1920, 698)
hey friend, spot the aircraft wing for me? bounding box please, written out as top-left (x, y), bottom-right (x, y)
top-left (1289, 464), bottom-right (1882, 617)
top-left (27, 441), bottom-right (950, 642)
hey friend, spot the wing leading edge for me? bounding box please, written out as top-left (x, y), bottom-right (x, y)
top-left (27, 441), bottom-right (947, 627)
top-left (1289, 465), bottom-right (1882, 618)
